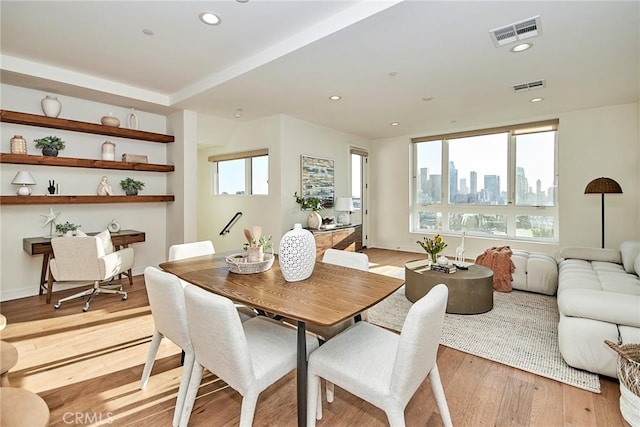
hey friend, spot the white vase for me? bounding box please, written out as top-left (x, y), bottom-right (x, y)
top-left (127, 108), bottom-right (139, 130)
top-left (41, 95), bottom-right (61, 118)
top-left (307, 211), bottom-right (322, 230)
top-left (279, 223), bottom-right (316, 282)
top-left (101, 141), bottom-right (116, 161)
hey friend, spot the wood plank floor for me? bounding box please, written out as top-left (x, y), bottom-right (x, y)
top-left (0, 248), bottom-right (626, 426)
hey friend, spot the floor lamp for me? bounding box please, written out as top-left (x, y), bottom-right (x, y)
top-left (584, 177), bottom-right (623, 248)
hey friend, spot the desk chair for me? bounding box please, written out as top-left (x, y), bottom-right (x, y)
top-left (180, 284), bottom-right (319, 427)
top-left (307, 284), bottom-right (453, 427)
top-left (49, 236), bottom-right (134, 312)
top-left (140, 267), bottom-right (194, 427)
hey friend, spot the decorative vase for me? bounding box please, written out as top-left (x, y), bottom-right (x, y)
top-left (101, 141), bottom-right (116, 161)
top-left (279, 223), bottom-right (316, 282)
top-left (307, 211), bottom-right (322, 230)
top-left (42, 147), bottom-right (58, 157)
top-left (101, 113), bottom-right (120, 127)
top-left (10, 135), bottom-right (27, 154)
top-left (247, 246), bottom-right (264, 263)
top-left (108, 219), bottom-right (121, 233)
top-left (437, 255), bottom-right (449, 265)
top-left (41, 95), bottom-right (62, 118)
top-left (127, 108), bottom-right (139, 130)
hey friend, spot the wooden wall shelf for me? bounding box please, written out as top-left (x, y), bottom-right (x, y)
top-left (1, 110), bottom-right (174, 143)
top-left (0, 195), bottom-right (175, 205)
top-left (0, 153), bottom-right (174, 172)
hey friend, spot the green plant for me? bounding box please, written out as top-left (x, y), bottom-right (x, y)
top-left (120, 177), bottom-right (145, 191)
top-left (55, 221), bottom-right (80, 234)
top-left (243, 235), bottom-right (273, 252)
top-left (294, 192), bottom-right (324, 212)
top-left (417, 234), bottom-right (447, 263)
top-left (34, 136), bottom-right (65, 151)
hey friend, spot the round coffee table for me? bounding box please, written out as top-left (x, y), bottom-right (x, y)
top-left (405, 259), bottom-right (494, 314)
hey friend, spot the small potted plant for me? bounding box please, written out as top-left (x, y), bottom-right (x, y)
top-left (34, 136), bottom-right (65, 157)
top-left (294, 192), bottom-right (324, 229)
top-left (417, 234), bottom-right (447, 264)
top-left (120, 177), bottom-right (145, 196)
top-left (55, 221), bottom-right (80, 236)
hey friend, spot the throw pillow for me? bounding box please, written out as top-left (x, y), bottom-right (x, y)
top-left (75, 229), bottom-right (88, 237)
top-left (620, 241), bottom-right (640, 274)
top-left (95, 229), bottom-right (114, 255)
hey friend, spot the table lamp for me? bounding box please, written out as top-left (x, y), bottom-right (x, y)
top-left (335, 197), bottom-right (354, 225)
top-left (584, 177), bottom-right (623, 248)
top-left (11, 171), bottom-right (36, 195)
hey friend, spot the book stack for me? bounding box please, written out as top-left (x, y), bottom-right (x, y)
top-left (430, 263), bottom-right (457, 274)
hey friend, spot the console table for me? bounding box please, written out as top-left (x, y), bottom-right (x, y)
top-left (23, 229), bottom-right (145, 303)
top-left (309, 224), bottom-right (362, 258)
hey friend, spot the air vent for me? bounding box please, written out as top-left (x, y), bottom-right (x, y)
top-left (490, 16), bottom-right (542, 47)
top-left (512, 79), bottom-right (546, 93)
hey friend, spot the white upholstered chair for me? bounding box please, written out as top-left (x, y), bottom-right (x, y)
top-left (49, 236), bottom-right (134, 312)
top-left (307, 283), bottom-right (452, 427)
top-left (167, 240), bottom-right (255, 321)
top-left (140, 267), bottom-right (194, 427)
top-left (179, 284), bottom-right (319, 427)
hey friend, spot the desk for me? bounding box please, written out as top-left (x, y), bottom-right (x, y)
top-left (23, 229), bottom-right (145, 303)
top-left (159, 252), bottom-right (403, 427)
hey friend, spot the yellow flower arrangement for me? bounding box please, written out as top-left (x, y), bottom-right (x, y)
top-left (417, 234), bottom-right (447, 263)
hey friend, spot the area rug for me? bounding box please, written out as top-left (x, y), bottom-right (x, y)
top-left (367, 272), bottom-right (601, 393)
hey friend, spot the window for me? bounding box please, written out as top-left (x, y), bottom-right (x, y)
top-left (412, 120), bottom-right (558, 242)
top-left (209, 149), bottom-right (269, 195)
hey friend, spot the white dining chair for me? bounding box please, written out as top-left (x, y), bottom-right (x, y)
top-left (140, 266), bottom-right (194, 427)
top-left (307, 283), bottom-right (453, 427)
top-left (168, 240), bottom-right (256, 321)
top-left (179, 284), bottom-right (319, 427)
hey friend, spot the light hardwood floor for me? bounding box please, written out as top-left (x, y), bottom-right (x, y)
top-left (0, 248), bottom-right (626, 426)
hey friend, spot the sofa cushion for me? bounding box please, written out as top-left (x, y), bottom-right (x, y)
top-left (620, 241), bottom-right (640, 274)
top-left (559, 246), bottom-right (621, 263)
top-left (635, 255), bottom-right (640, 278)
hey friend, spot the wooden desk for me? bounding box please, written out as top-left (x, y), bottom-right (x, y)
top-left (160, 252), bottom-right (403, 427)
top-left (23, 229), bottom-right (145, 303)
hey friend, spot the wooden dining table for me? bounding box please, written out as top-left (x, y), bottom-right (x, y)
top-left (159, 251), bottom-right (404, 427)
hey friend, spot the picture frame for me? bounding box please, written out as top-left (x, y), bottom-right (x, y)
top-left (300, 155), bottom-right (334, 208)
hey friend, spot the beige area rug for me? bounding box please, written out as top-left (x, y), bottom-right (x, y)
top-left (367, 266), bottom-right (601, 393)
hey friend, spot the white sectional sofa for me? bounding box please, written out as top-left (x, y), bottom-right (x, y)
top-left (557, 241), bottom-right (640, 377)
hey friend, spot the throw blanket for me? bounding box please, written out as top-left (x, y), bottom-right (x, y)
top-left (475, 246), bottom-right (515, 292)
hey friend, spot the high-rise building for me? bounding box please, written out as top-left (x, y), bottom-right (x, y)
top-left (484, 175), bottom-right (500, 203)
top-left (470, 171), bottom-right (477, 195)
top-left (449, 161), bottom-right (458, 201)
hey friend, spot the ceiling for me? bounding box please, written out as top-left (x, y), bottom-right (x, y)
top-left (1, 1), bottom-right (638, 140)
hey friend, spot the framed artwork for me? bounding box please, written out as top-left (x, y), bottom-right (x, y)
top-left (301, 155), bottom-right (334, 208)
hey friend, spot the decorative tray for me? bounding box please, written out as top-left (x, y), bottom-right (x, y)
top-left (225, 252), bottom-right (274, 274)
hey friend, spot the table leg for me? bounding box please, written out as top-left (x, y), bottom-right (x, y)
top-left (39, 253), bottom-right (51, 296)
top-left (297, 321), bottom-right (307, 427)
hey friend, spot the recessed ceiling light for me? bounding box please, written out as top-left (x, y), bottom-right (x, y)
top-left (390, 122), bottom-right (399, 126)
top-left (199, 12), bottom-right (221, 25)
top-left (388, 72), bottom-right (398, 77)
top-left (422, 97), bottom-right (434, 102)
top-left (142, 29), bottom-right (154, 36)
top-left (511, 43), bottom-right (532, 53)
top-left (529, 97), bottom-right (544, 103)
top-left (234, 114), bottom-right (242, 118)
top-left (329, 95), bottom-right (341, 101)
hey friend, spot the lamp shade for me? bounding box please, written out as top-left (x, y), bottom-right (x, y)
top-left (584, 177), bottom-right (623, 194)
top-left (335, 197), bottom-right (354, 212)
top-left (11, 171), bottom-right (36, 185)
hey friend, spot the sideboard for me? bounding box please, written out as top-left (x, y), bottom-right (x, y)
top-left (310, 224), bottom-right (362, 258)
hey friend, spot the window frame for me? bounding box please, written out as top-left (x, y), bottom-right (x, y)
top-left (411, 120), bottom-right (559, 243)
top-left (208, 149), bottom-right (269, 196)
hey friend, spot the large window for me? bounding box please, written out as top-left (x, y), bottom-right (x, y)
top-left (209, 149), bottom-right (269, 195)
top-left (412, 120), bottom-right (558, 241)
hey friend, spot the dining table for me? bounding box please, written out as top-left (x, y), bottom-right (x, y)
top-left (159, 251), bottom-right (404, 427)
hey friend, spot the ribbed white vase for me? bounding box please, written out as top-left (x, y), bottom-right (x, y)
top-left (278, 223), bottom-right (316, 282)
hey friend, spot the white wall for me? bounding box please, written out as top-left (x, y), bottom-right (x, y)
top-left (369, 102), bottom-right (640, 259)
top-left (196, 114), bottom-right (370, 253)
top-left (0, 85), bottom-right (172, 301)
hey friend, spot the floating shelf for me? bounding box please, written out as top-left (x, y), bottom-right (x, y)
top-left (0, 153), bottom-right (174, 172)
top-left (1, 110), bottom-right (174, 143)
top-left (0, 195), bottom-right (175, 205)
